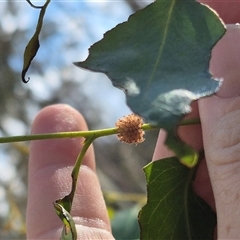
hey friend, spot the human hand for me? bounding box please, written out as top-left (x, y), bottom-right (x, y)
top-left (26, 104), bottom-right (114, 239)
top-left (26, 2), bottom-right (240, 239)
top-left (153, 2), bottom-right (240, 239)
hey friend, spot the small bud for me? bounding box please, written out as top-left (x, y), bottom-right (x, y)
top-left (115, 114), bottom-right (145, 145)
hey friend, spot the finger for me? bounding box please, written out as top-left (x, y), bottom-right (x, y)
top-left (199, 0), bottom-right (240, 24)
top-left (152, 129), bottom-right (174, 161)
top-left (152, 101), bottom-right (202, 160)
top-left (199, 25), bottom-right (240, 239)
top-left (152, 100), bottom-right (214, 207)
top-left (26, 104), bottom-right (113, 239)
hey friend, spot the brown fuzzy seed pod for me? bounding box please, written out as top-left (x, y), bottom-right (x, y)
top-left (115, 114), bottom-right (145, 144)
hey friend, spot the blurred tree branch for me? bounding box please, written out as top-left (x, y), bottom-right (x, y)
top-left (125, 0), bottom-right (149, 12)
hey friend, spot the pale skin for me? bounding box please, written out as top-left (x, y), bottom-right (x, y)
top-left (26, 2), bottom-right (240, 239)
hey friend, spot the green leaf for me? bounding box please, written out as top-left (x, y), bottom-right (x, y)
top-left (76, 0), bottom-right (225, 129)
top-left (112, 205), bottom-right (140, 240)
top-left (139, 158), bottom-right (216, 240)
top-left (165, 130), bottom-right (198, 167)
top-left (21, 0), bottom-right (50, 83)
top-left (54, 202), bottom-right (77, 240)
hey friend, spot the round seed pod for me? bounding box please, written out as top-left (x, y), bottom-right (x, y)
top-left (115, 114), bottom-right (145, 145)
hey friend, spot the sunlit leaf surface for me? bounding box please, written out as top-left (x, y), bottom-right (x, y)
top-left (76, 0), bottom-right (225, 129)
top-left (75, 1), bottom-right (224, 238)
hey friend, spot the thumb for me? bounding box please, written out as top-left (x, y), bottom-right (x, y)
top-left (199, 25), bottom-right (240, 239)
top-left (26, 104), bottom-right (113, 239)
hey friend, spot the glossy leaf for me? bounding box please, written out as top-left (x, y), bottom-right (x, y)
top-left (76, 0), bottom-right (225, 129)
top-left (139, 157), bottom-right (216, 240)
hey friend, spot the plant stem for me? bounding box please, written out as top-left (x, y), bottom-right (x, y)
top-left (56, 136), bottom-right (96, 213)
top-left (141, 118), bottom-right (201, 131)
top-left (179, 118), bottom-right (201, 126)
top-left (74, 137), bottom-right (95, 189)
top-left (0, 118), bottom-right (201, 144)
top-left (0, 127), bottom-right (118, 144)
top-left (26, 0), bottom-right (50, 9)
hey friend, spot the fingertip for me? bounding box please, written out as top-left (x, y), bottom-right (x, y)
top-left (199, 1), bottom-right (240, 24)
top-left (209, 25), bottom-right (240, 98)
top-left (29, 104), bottom-right (95, 171)
top-left (31, 104), bottom-right (87, 135)
top-left (152, 102), bottom-right (202, 161)
top-left (27, 104), bottom-right (104, 239)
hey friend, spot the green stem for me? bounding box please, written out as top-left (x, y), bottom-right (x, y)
top-left (0, 127), bottom-right (118, 144)
top-left (179, 118), bottom-right (201, 126)
top-left (69, 136), bottom-right (96, 211)
top-left (0, 118), bottom-right (201, 144)
top-left (56, 136), bottom-right (96, 213)
top-left (55, 136), bottom-right (96, 239)
top-left (141, 118), bottom-right (201, 131)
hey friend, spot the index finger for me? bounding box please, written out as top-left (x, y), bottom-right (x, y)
top-left (26, 104), bottom-right (112, 239)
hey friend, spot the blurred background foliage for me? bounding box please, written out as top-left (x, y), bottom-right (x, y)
top-left (0, 1), bottom-right (158, 239)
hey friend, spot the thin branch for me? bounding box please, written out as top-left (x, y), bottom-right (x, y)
top-left (0, 118), bottom-right (201, 144)
top-left (26, 0), bottom-right (44, 9)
